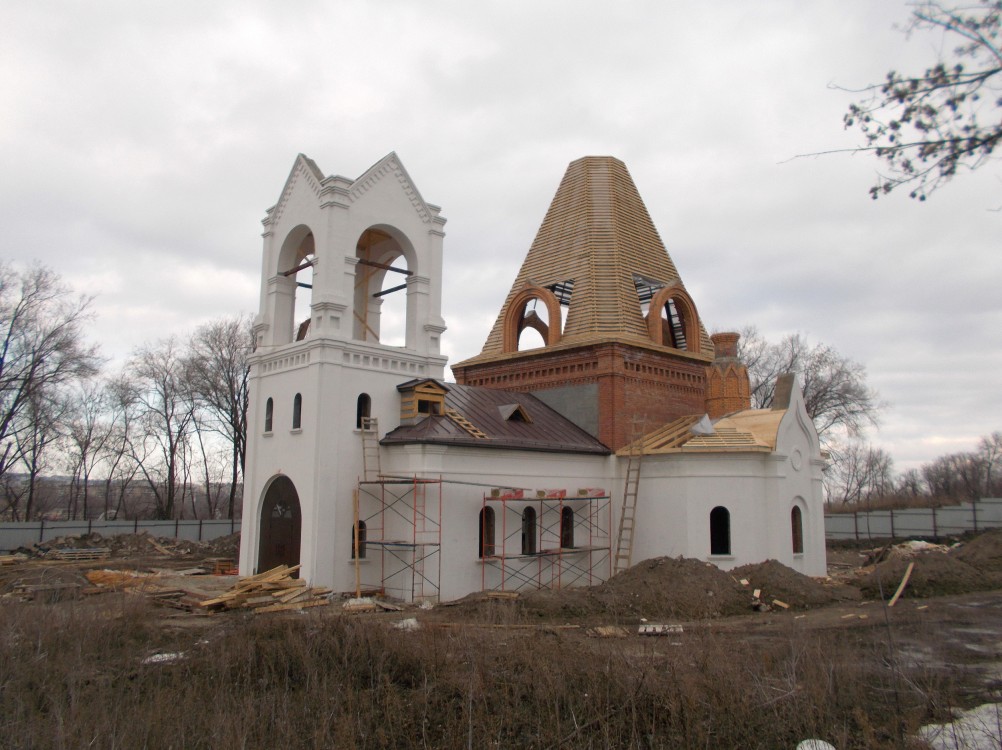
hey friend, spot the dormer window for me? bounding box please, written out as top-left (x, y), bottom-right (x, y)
top-left (397, 378), bottom-right (449, 425)
top-left (418, 399), bottom-right (442, 415)
top-left (498, 404), bottom-right (532, 423)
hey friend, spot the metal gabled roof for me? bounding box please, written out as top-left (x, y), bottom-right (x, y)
top-left (381, 382), bottom-right (610, 455)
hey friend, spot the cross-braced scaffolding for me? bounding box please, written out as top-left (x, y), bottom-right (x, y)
top-left (480, 488), bottom-right (611, 593)
top-left (354, 477), bottom-right (442, 602)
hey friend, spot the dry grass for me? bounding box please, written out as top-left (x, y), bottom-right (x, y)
top-left (0, 594), bottom-right (959, 749)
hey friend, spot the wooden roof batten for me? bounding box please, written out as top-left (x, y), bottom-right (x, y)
top-left (457, 156), bottom-right (712, 367)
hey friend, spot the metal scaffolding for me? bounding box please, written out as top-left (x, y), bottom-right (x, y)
top-left (354, 477), bottom-right (442, 602)
top-left (480, 488), bottom-right (611, 594)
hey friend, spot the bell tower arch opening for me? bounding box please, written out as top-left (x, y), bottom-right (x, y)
top-left (274, 225), bottom-right (316, 345)
top-left (353, 226), bottom-right (416, 347)
top-left (501, 285), bottom-right (564, 353)
top-left (257, 475), bottom-right (302, 574)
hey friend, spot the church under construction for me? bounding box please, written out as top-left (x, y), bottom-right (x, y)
top-left (237, 153), bottom-right (826, 601)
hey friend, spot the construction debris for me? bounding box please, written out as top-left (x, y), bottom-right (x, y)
top-left (638, 622), bottom-right (683, 636)
top-left (46, 547), bottom-right (110, 561)
top-left (198, 565), bottom-right (332, 614)
top-left (587, 625), bottom-right (630, 638)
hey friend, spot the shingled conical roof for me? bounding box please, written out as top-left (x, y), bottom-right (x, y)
top-left (463, 156), bottom-right (711, 362)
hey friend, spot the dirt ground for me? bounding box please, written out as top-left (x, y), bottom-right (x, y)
top-left (7, 529), bottom-right (1002, 700)
top-left (10, 531), bottom-right (1002, 746)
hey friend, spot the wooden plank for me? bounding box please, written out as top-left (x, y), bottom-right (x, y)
top-left (254, 599), bottom-right (331, 614)
top-left (888, 561), bottom-right (915, 608)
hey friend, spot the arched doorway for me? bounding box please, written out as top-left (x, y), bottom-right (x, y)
top-left (257, 476), bottom-right (302, 575)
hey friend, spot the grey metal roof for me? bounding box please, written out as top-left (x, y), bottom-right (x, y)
top-left (381, 382), bottom-right (611, 455)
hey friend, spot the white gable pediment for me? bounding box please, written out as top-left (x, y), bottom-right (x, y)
top-left (347, 152), bottom-right (439, 225)
top-left (776, 376), bottom-right (822, 458)
top-left (266, 154), bottom-right (325, 227)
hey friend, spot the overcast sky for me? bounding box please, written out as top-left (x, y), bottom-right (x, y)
top-left (2, 1), bottom-right (999, 472)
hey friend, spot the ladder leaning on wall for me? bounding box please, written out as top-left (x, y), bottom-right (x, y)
top-left (360, 417), bottom-right (381, 481)
top-left (613, 434), bottom-right (643, 575)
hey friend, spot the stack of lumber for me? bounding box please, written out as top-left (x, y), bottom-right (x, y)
top-left (46, 547), bottom-right (110, 561)
top-left (199, 565), bottom-right (331, 614)
top-left (128, 582), bottom-right (210, 611)
top-left (0, 554), bottom-right (24, 566)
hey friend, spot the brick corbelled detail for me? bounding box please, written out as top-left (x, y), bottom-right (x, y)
top-left (704, 332), bottom-right (751, 419)
top-left (453, 341), bottom-right (707, 451)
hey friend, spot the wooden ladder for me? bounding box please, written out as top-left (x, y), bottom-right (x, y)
top-left (613, 436), bottom-right (643, 575)
top-left (360, 417), bottom-right (381, 481)
top-left (445, 408), bottom-right (488, 439)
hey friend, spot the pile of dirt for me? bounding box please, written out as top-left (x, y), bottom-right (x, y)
top-left (15, 531), bottom-right (241, 560)
top-left (732, 559), bottom-right (860, 610)
top-left (859, 554), bottom-right (993, 599)
top-left (521, 556), bottom-right (750, 622)
top-left (950, 529), bottom-right (1002, 572)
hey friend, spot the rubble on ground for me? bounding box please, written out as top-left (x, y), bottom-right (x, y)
top-left (11, 531), bottom-right (240, 561)
top-left (732, 559), bottom-right (861, 610)
top-left (950, 529), bottom-right (1002, 573)
top-left (859, 554), bottom-right (993, 599)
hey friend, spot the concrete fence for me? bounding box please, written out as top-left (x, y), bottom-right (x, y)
top-left (825, 498), bottom-right (1002, 541)
top-left (0, 518), bottom-right (240, 553)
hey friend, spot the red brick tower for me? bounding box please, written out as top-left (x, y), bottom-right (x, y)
top-left (704, 332), bottom-right (751, 419)
top-left (451, 157), bottom-right (712, 450)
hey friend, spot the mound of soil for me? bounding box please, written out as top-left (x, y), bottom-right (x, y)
top-left (859, 554), bottom-right (992, 599)
top-left (17, 531), bottom-right (241, 560)
top-left (950, 529), bottom-right (1002, 572)
top-left (732, 559), bottom-right (860, 610)
top-left (521, 556), bottom-right (750, 622)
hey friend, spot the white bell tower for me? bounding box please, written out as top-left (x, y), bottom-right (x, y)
top-left (239, 153), bottom-right (447, 590)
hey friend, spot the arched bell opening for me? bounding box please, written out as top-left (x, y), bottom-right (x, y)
top-left (647, 286), bottom-right (700, 354)
top-left (353, 226), bottom-right (417, 347)
top-left (501, 286), bottom-right (564, 353)
top-left (275, 225), bottom-right (316, 345)
top-left (257, 475), bottom-right (302, 575)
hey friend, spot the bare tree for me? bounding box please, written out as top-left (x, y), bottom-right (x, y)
top-left (66, 380), bottom-right (116, 520)
top-left (979, 431), bottom-right (1002, 496)
top-left (19, 388), bottom-right (70, 520)
top-left (0, 263), bottom-right (100, 482)
top-left (840, 1), bottom-right (1002, 200)
top-left (128, 338), bottom-right (195, 519)
top-left (738, 327), bottom-right (882, 443)
top-left (185, 314), bottom-right (251, 519)
top-left (98, 376), bottom-right (142, 519)
top-left (825, 439), bottom-right (895, 507)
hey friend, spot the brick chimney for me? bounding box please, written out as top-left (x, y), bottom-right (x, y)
top-left (704, 332), bottom-right (751, 419)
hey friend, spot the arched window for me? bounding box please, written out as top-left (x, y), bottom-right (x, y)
top-left (264, 398), bottom-right (274, 433)
top-left (791, 506), bottom-right (804, 554)
top-left (521, 507), bottom-right (537, 555)
top-left (479, 507), bottom-right (495, 558)
top-left (292, 393), bottom-right (302, 429)
top-left (710, 506), bottom-right (731, 555)
top-left (560, 506), bottom-right (575, 549)
top-left (352, 520), bottom-right (367, 560)
top-left (356, 393), bottom-right (372, 429)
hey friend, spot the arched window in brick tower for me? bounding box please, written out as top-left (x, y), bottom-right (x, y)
top-left (710, 506), bottom-right (731, 555)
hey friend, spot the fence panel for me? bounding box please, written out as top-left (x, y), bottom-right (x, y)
top-left (825, 499), bottom-right (1002, 540)
top-left (0, 519), bottom-right (238, 552)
